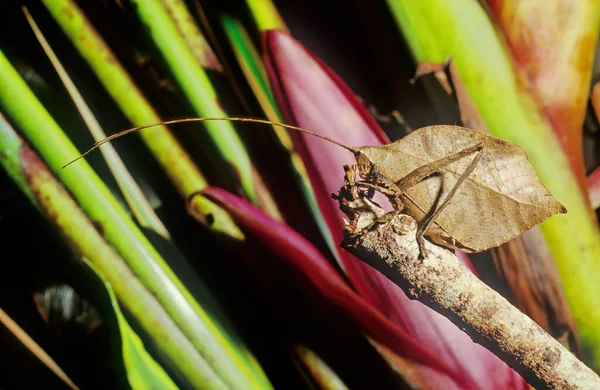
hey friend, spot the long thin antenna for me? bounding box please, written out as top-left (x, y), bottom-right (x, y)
top-left (62, 117), bottom-right (358, 168)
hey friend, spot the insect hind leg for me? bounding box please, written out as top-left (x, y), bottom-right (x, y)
top-left (414, 146), bottom-right (484, 259)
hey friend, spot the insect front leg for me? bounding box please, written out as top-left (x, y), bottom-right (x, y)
top-left (355, 170), bottom-right (409, 233)
top-left (355, 180), bottom-right (397, 198)
top-left (334, 165), bottom-right (405, 238)
top-left (360, 170), bottom-right (405, 209)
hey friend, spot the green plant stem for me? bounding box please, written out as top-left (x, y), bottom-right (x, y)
top-left (41, 0), bottom-right (242, 238)
top-left (159, 0), bottom-right (222, 71)
top-left (386, 0), bottom-right (600, 368)
top-left (23, 6), bottom-right (171, 240)
top-left (0, 49), bottom-right (269, 389)
top-left (245, 0), bottom-right (288, 31)
top-left (130, 0), bottom-right (282, 220)
top-left (0, 113), bottom-right (218, 388)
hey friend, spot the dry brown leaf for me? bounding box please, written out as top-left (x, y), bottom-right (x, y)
top-left (412, 60), bottom-right (489, 132)
top-left (355, 125), bottom-right (567, 252)
top-left (410, 61), bottom-right (453, 95)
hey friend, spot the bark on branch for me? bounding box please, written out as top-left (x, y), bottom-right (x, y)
top-left (337, 179), bottom-right (600, 390)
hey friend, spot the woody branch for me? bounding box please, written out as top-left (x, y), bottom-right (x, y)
top-left (336, 166), bottom-right (600, 390)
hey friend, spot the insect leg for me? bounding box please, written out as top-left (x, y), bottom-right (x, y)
top-left (395, 143), bottom-right (483, 194)
top-left (354, 181), bottom-right (398, 197)
top-left (414, 146), bottom-right (484, 258)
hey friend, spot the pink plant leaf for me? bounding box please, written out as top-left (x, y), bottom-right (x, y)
top-left (202, 186), bottom-right (463, 386)
top-left (262, 29), bottom-right (527, 389)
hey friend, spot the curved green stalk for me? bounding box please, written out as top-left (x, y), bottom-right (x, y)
top-left (386, 0), bottom-right (600, 368)
top-left (0, 113), bottom-right (218, 388)
top-left (40, 0), bottom-right (242, 239)
top-left (0, 50), bottom-right (270, 389)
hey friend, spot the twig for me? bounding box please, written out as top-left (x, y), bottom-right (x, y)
top-left (0, 308), bottom-right (79, 390)
top-left (335, 171), bottom-right (600, 390)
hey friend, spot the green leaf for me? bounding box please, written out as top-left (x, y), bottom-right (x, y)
top-left (83, 259), bottom-right (178, 390)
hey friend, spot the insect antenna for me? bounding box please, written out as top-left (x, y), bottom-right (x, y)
top-left (62, 117), bottom-right (358, 169)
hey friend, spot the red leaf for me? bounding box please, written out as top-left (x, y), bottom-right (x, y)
top-left (202, 187), bottom-right (464, 386)
top-left (263, 29), bottom-right (526, 389)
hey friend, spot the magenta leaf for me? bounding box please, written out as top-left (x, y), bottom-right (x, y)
top-left (202, 186), bottom-right (463, 386)
top-left (263, 29), bottom-right (527, 389)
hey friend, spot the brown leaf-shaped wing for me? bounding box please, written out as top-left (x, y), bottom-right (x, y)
top-left (357, 125), bottom-right (567, 252)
